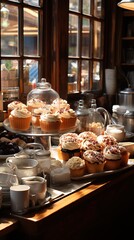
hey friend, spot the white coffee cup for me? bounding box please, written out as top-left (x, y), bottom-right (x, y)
top-left (10, 185), bottom-right (30, 214)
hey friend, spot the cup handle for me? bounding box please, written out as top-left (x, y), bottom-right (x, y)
top-left (6, 158), bottom-right (17, 172)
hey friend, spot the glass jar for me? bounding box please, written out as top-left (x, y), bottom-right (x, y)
top-left (75, 99), bottom-right (89, 133)
top-left (88, 99), bottom-right (106, 135)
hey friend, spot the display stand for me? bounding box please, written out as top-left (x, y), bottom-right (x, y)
top-left (3, 118), bottom-right (77, 151)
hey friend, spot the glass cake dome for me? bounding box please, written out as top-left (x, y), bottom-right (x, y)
top-left (27, 78), bottom-right (60, 106)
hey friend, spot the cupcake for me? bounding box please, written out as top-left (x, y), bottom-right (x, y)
top-left (32, 108), bottom-right (45, 128)
top-left (58, 133), bottom-right (80, 161)
top-left (118, 145), bottom-right (130, 167)
top-left (40, 113), bottom-right (61, 133)
top-left (83, 150), bottom-right (106, 173)
top-left (60, 108), bottom-right (77, 131)
top-left (80, 138), bottom-right (102, 157)
top-left (78, 131), bottom-right (97, 144)
top-left (52, 98), bottom-right (70, 113)
top-left (103, 145), bottom-right (122, 170)
top-left (8, 101), bottom-right (27, 116)
top-left (97, 134), bottom-right (117, 149)
top-left (65, 156), bottom-right (86, 177)
top-left (9, 107), bottom-right (32, 131)
top-left (27, 98), bottom-right (45, 112)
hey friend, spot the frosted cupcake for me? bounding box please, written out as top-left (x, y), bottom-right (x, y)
top-left (118, 145), bottom-right (130, 167)
top-left (65, 156), bottom-right (86, 177)
top-left (83, 150), bottom-right (106, 173)
top-left (80, 138), bottom-right (102, 157)
top-left (9, 107), bottom-right (31, 131)
top-left (27, 98), bottom-right (45, 112)
top-left (40, 113), bottom-right (61, 133)
top-left (59, 108), bottom-right (77, 131)
top-left (97, 134), bottom-right (117, 149)
top-left (58, 133), bottom-right (80, 161)
top-left (103, 145), bottom-right (122, 170)
top-left (78, 131), bottom-right (97, 144)
top-left (52, 98), bottom-right (70, 113)
top-left (8, 101), bottom-right (27, 116)
top-left (32, 108), bottom-right (45, 128)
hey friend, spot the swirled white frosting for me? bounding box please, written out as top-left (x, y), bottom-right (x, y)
top-left (97, 134), bottom-right (117, 147)
top-left (60, 109), bottom-right (76, 119)
top-left (59, 133), bottom-right (78, 143)
top-left (83, 150), bottom-right (105, 164)
top-left (103, 145), bottom-right (121, 160)
top-left (59, 133), bottom-right (79, 150)
top-left (11, 107), bottom-right (31, 118)
top-left (78, 131), bottom-right (97, 143)
top-left (27, 98), bottom-right (45, 108)
top-left (61, 140), bottom-right (79, 150)
top-left (8, 101), bottom-right (27, 110)
top-left (40, 113), bottom-right (60, 122)
top-left (80, 139), bottom-right (102, 151)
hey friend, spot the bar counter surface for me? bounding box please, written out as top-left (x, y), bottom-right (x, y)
top-left (1, 165), bottom-right (134, 240)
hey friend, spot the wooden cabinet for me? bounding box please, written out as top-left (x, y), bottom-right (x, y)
top-left (118, 10), bottom-right (134, 89)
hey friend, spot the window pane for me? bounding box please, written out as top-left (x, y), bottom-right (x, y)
top-left (94, 0), bottom-right (104, 18)
top-left (8, 1), bottom-right (20, 2)
top-left (82, 17), bottom-right (91, 57)
top-left (1, 4), bottom-right (18, 56)
top-left (1, 60), bottom-right (19, 101)
top-left (93, 20), bottom-right (102, 58)
top-left (68, 60), bottom-right (78, 93)
top-left (24, 60), bottom-right (38, 94)
top-left (81, 60), bottom-right (89, 92)
top-left (83, 0), bottom-right (92, 15)
top-left (24, 8), bottom-right (39, 56)
top-left (69, 0), bottom-right (80, 12)
top-left (24, 0), bottom-right (40, 7)
top-left (92, 61), bottom-right (101, 90)
top-left (69, 14), bottom-right (79, 57)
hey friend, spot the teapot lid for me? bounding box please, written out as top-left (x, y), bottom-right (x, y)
top-left (120, 88), bottom-right (134, 94)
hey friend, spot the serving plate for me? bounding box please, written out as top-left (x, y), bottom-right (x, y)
top-left (3, 118), bottom-right (77, 137)
top-left (71, 159), bottom-right (134, 180)
top-left (0, 147), bottom-right (22, 161)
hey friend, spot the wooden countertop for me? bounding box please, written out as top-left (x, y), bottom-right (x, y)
top-left (5, 164), bottom-right (134, 240)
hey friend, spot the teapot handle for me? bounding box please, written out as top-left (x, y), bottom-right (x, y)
top-left (96, 107), bottom-right (112, 127)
